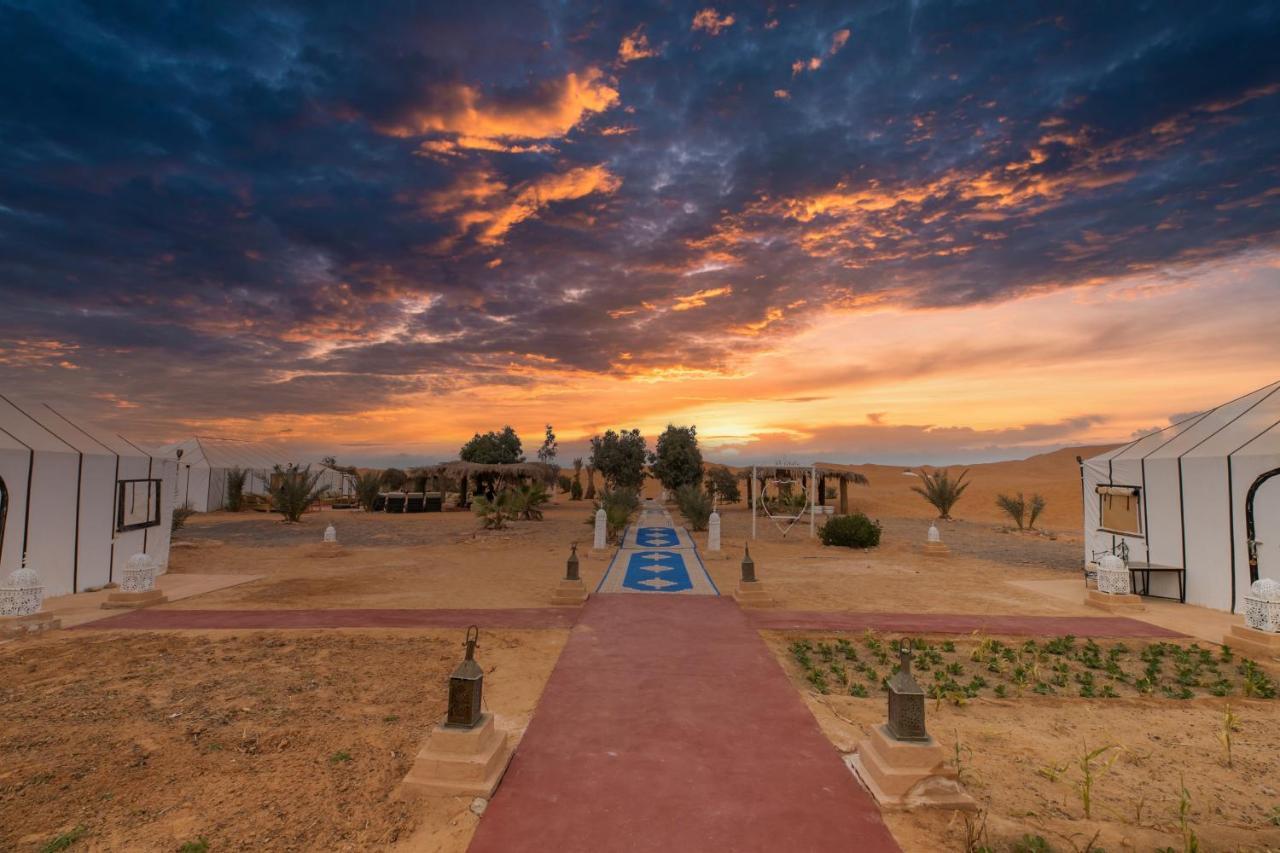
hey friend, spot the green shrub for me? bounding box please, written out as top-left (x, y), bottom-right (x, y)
top-left (557, 474), bottom-right (573, 493)
top-left (911, 468), bottom-right (970, 519)
top-left (570, 479), bottom-right (583, 500)
top-left (171, 503), bottom-right (196, 531)
top-left (597, 488), bottom-right (639, 542)
top-left (819, 513), bottom-right (882, 548)
top-left (705, 466), bottom-right (741, 503)
top-left (225, 467), bottom-right (247, 512)
top-left (511, 482), bottom-right (551, 520)
top-left (355, 471), bottom-right (382, 511)
top-left (675, 483), bottom-right (713, 531)
top-left (996, 492), bottom-right (1027, 528)
top-left (269, 464), bottom-right (325, 523)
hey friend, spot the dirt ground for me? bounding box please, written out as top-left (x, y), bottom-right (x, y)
top-left (0, 628), bottom-right (566, 853)
top-left (166, 500), bottom-right (1089, 617)
top-left (765, 633), bottom-right (1280, 853)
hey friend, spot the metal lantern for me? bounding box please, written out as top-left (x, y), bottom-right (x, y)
top-left (886, 644), bottom-right (928, 742)
top-left (446, 625), bottom-right (484, 729)
top-left (566, 543), bottom-right (580, 582)
top-left (741, 545), bottom-right (756, 583)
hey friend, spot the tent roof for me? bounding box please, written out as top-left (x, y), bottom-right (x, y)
top-left (156, 436), bottom-right (300, 470)
top-left (1086, 380), bottom-right (1280, 465)
top-left (0, 396), bottom-right (151, 458)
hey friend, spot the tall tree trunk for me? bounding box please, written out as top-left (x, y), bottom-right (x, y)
top-left (839, 478), bottom-right (848, 515)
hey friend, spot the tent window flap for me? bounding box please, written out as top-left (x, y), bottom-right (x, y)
top-left (117, 479), bottom-right (162, 532)
top-left (1098, 484), bottom-right (1142, 535)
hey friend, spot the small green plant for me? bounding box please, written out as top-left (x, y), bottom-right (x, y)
top-left (675, 483), bottom-right (713, 531)
top-left (1072, 743), bottom-right (1121, 819)
top-left (329, 749), bottom-right (353, 764)
top-left (40, 826), bottom-right (87, 853)
top-left (1176, 775), bottom-right (1199, 853)
top-left (1011, 835), bottom-right (1053, 853)
top-left (1268, 805), bottom-right (1280, 826)
top-left (171, 502), bottom-right (196, 531)
top-left (962, 810), bottom-right (993, 853)
top-left (570, 479), bottom-right (583, 500)
top-left (597, 488), bottom-right (640, 542)
top-left (511, 481), bottom-right (551, 520)
top-left (1217, 703), bottom-right (1239, 768)
top-left (952, 732), bottom-right (973, 784)
top-left (1027, 493), bottom-right (1047, 529)
top-left (178, 839), bottom-right (210, 853)
top-left (354, 470), bottom-right (383, 511)
top-left (818, 512), bottom-right (882, 548)
top-left (911, 467), bottom-right (970, 519)
top-left (1241, 659), bottom-right (1277, 698)
top-left (225, 467), bottom-right (248, 511)
top-left (472, 493), bottom-right (511, 529)
top-left (383, 714), bottom-right (400, 723)
top-left (996, 492), bottom-right (1027, 528)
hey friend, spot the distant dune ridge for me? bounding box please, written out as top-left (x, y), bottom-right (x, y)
top-left (698, 445), bottom-right (1119, 532)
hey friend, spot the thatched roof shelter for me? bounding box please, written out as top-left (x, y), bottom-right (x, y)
top-left (744, 463), bottom-right (869, 514)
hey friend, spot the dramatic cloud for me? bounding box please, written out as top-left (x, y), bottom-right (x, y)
top-left (1, 0), bottom-right (1277, 462)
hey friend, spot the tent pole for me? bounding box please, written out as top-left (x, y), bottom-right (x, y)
top-left (751, 465), bottom-right (757, 541)
top-left (809, 465), bottom-right (815, 538)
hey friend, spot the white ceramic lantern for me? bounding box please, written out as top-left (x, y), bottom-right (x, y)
top-left (0, 560), bottom-right (44, 617)
top-left (324, 524), bottom-right (337, 543)
top-left (121, 553), bottom-right (157, 593)
top-left (1095, 553), bottom-right (1131, 596)
top-left (927, 524), bottom-right (941, 543)
top-left (1244, 578), bottom-right (1280, 633)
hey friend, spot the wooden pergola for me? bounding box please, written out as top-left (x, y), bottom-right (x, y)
top-left (744, 463), bottom-right (869, 516)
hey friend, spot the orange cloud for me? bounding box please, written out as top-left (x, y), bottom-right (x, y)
top-left (773, 89), bottom-right (790, 99)
top-left (618, 26), bottom-right (658, 63)
top-left (384, 68), bottom-right (618, 146)
top-left (434, 164), bottom-right (622, 245)
top-left (672, 286), bottom-right (733, 311)
top-left (692, 8), bottom-right (735, 35)
top-left (829, 29), bottom-right (850, 54)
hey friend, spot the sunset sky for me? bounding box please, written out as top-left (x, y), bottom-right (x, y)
top-left (2, 1), bottom-right (1278, 466)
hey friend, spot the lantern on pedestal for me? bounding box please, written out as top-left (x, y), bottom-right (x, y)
top-left (446, 626), bottom-right (484, 729)
top-left (887, 644), bottom-right (928, 742)
top-left (566, 543), bottom-right (580, 582)
top-left (741, 545), bottom-right (756, 583)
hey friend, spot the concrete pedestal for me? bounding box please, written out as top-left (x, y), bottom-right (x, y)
top-left (848, 724), bottom-right (976, 811)
top-left (1225, 623), bottom-right (1280, 661)
top-left (308, 541), bottom-right (346, 558)
top-left (0, 611), bottom-right (62, 634)
top-left (400, 713), bottom-right (513, 798)
top-left (551, 578), bottom-right (588, 606)
top-left (922, 542), bottom-right (949, 558)
top-left (1084, 588), bottom-right (1145, 613)
top-left (101, 589), bottom-right (168, 610)
top-left (733, 580), bottom-right (775, 608)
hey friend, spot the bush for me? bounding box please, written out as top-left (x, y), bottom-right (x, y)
top-left (557, 474), bottom-right (573, 493)
top-left (570, 479), bottom-right (583, 500)
top-left (1028, 493), bottom-right (1047, 530)
top-left (819, 513), bottom-right (882, 548)
top-left (597, 488), bottom-right (639, 542)
top-left (171, 502), bottom-right (196, 531)
top-left (380, 467), bottom-right (407, 490)
top-left (675, 484), bottom-right (713, 531)
top-left (996, 492), bottom-right (1027, 529)
top-left (355, 471), bottom-right (382, 511)
top-left (225, 467), bottom-right (247, 512)
top-left (512, 482), bottom-right (551, 520)
top-left (472, 492), bottom-right (512, 529)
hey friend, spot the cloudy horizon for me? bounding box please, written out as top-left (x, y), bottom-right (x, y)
top-left (2, 1), bottom-right (1277, 468)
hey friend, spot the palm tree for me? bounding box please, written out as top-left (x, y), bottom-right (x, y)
top-left (270, 464), bottom-right (325, 523)
top-left (911, 468), bottom-right (970, 520)
top-left (584, 464), bottom-right (597, 500)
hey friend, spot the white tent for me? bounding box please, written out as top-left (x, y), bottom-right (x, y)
top-left (1082, 380), bottom-right (1280, 613)
top-left (155, 437), bottom-right (350, 512)
top-left (0, 396), bottom-right (176, 597)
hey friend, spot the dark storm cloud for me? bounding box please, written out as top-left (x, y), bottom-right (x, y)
top-left (1, 0), bottom-right (1278, 422)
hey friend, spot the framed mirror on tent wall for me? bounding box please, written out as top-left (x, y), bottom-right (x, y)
top-left (117, 478), bottom-right (162, 532)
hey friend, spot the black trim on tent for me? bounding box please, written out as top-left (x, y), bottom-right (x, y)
top-left (109, 454), bottom-right (120, 584)
top-left (1246, 468), bottom-right (1280, 586)
top-left (0, 424), bottom-right (34, 565)
top-left (1227, 457), bottom-right (1237, 610)
top-left (0, 475), bottom-right (7, 567)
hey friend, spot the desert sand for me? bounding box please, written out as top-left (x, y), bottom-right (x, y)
top-left (2, 444), bottom-right (1276, 852)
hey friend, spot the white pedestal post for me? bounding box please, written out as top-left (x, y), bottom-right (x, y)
top-left (593, 508), bottom-right (607, 551)
top-left (708, 511), bottom-right (721, 552)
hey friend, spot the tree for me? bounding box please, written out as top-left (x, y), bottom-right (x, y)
top-left (649, 425), bottom-right (703, 492)
top-left (584, 464), bottom-right (596, 500)
top-left (911, 468), bottom-right (970, 520)
top-left (537, 424), bottom-right (558, 464)
top-left (675, 484), bottom-right (713, 531)
top-left (460, 426), bottom-right (524, 464)
top-left (589, 429), bottom-right (647, 491)
top-left (225, 467), bottom-right (247, 512)
top-left (269, 464), bottom-right (325, 523)
top-left (705, 466), bottom-right (741, 503)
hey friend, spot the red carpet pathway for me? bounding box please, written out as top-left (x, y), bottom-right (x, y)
top-left (468, 595), bottom-right (901, 853)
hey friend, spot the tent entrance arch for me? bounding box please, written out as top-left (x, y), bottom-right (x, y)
top-left (0, 475), bottom-right (7, 565)
top-left (1246, 467), bottom-right (1280, 584)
